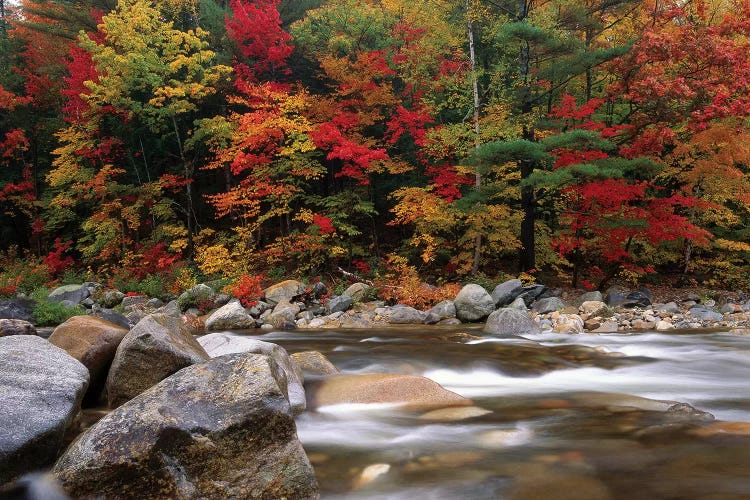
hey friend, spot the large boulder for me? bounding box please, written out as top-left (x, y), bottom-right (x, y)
top-left (47, 285), bottom-right (90, 305)
top-left (454, 284), bottom-right (495, 322)
top-left (386, 306), bottom-right (425, 324)
top-left (0, 336), bottom-right (89, 484)
top-left (198, 333), bottom-right (305, 415)
top-left (327, 295), bottom-right (353, 314)
top-left (48, 316), bottom-right (128, 400)
top-left (204, 300), bottom-right (256, 331)
top-left (265, 302), bottom-right (301, 330)
top-left (290, 351), bottom-right (339, 376)
top-left (53, 353), bottom-right (319, 499)
top-left (105, 313), bottom-right (209, 408)
top-left (483, 308), bottom-right (541, 337)
top-left (491, 279), bottom-right (524, 307)
top-left (0, 319), bottom-right (36, 337)
top-left (426, 300), bottom-right (456, 320)
top-left (263, 280), bottom-right (305, 306)
top-left (531, 297), bottom-right (565, 314)
top-left (89, 308), bottom-right (131, 330)
top-left (308, 373), bottom-right (472, 410)
top-left (342, 282), bottom-right (371, 302)
top-left (0, 298), bottom-right (33, 322)
top-left (517, 284), bottom-right (547, 307)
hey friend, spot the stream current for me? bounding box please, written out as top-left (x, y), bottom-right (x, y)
top-left (239, 326), bottom-right (750, 499)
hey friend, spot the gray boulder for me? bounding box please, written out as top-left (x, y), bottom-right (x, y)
top-left (576, 291), bottom-right (604, 305)
top-left (0, 336), bottom-right (89, 484)
top-left (531, 297), bottom-right (565, 314)
top-left (0, 298), bottom-right (33, 322)
top-left (327, 294), bottom-right (353, 314)
top-left (689, 306), bottom-right (723, 322)
top-left (263, 280), bottom-right (305, 306)
top-left (105, 313), bottom-right (209, 408)
top-left (53, 354), bottom-right (319, 499)
top-left (0, 319), bottom-right (36, 337)
top-left (454, 284), bottom-right (495, 322)
top-left (266, 302), bottom-right (300, 330)
top-left (89, 308), bottom-right (131, 330)
top-left (97, 289), bottom-right (124, 309)
top-left (517, 284), bottom-right (547, 307)
top-left (120, 295), bottom-right (147, 310)
top-left (47, 285), bottom-right (89, 305)
top-left (386, 306), bottom-right (425, 324)
top-left (483, 308), bottom-right (542, 336)
top-left (491, 279), bottom-right (524, 307)
top-left (508, 296), bottom-right (528, 310)
top-left (427, 300), bottom-right (456, 320)
top-left (197, 333), bottom-right (305, 415)
top-left (204, 300), bottom-right (256, 331)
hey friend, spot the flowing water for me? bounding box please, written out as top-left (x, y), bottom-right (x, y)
top-left (240, 327), bottom-right (750, 499)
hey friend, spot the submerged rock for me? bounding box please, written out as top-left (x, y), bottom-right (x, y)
top-left (308, 373), bottom-right (472, 410)
top-left (53, 353), bottom-right (319, 499)
top-left (0, 336), bottom-right (89, 484)
top-left (291, 351), bottom-right (340, 376)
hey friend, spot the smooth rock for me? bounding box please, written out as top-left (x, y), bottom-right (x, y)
top-left (204, 300), bottom-right (256, 331)
top-left (579, 301), bottom-right (609, 316)
top-left (308, 318), bottom-right (327, 329)
top-left (491, 279), bottom-right (524, 307)
top-left (290, 351), bottom-right (340, 376)
top-left (427, 300), bottom-right (457, 320)
top-left (342, 283), bottom-right (371, 302)
top-left (454, 284), bottom-right (495, 322)
top-left (531, 297), bottom-right (565, 314)
top-left (53, 354), bottom-right (318, 499)
top-left (352, 464), bottom-right (390, 490)
top-left (48, 316), bottom-right (128, 398)
top-left (263, 280), bottom-right (305, 306)
top-left (0, 319), bottom-right (36, 337)
top-left (89, 308), bottom-right (131, 330)
top-left (576, 291), bottom-right (603, 305)
top-left (386, 306), bottom-right (425, 324)
top-left (47, 285), bottom-right (89, 305)
top-left (0, 336), bottom-right (89, 484)
top-left (483, 308), bottom-right (542, 336)
top-left (327, 294), bottom-right (353, 314)
top-left (266, 301), bottom-right (301, 330)
top-left (508, 296), bottom-right (528, 310)
top-left (0, 298), bottom-right (33, 322)
top-left (552, 314), bottom-right (584, 334)
top-left (517, 284), bottom-right (547, 307)
top-left (657, 302), bottom-right (681, 314)
top-left (625, 290), bottom-right (652, 307)
top-left (688, 306), bottom-right (723, 322)
top-left (105, 313), bottom-right (209, 408)
top-left (198, 333), bottom-right (306, 414)
top-left (655, 320), bottom-right (674, 331)
top-left (308, 373), bottom-right (472, 410)
top-left (419, 406), bottom-right (492, 421)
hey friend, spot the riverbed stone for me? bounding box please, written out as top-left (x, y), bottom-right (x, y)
top-left (552, 314), bottom-right (584, 334)
top-left (308, 373), bottom-right (472, 410)
top-left (576, 291), bottom-right (603, 305)
top-left (290, 351), bottom-right (340, 376)
top-left (491, 279), bottom-right (524, 307)
top-left (483, 308), bottom-right (542, 337)
top-left (96, 289), bottom-right (124, 309)
top-left (579, 300), bottom-right (610, 317)
top-left (508, 296), bottom-right (528, 311)
top-left (0, 335), bottom-right (89, 484)
top-left (263, 280), bottom-right (305, 306)
top-left (120, 295), bottom-right (148, 310)
top-left (427, 300), bottom-right (456, 320)
top-left (342, 283), bottom-right (372, 302)
top-left (454, 284), bottom-right (495, 322)
top-left (198, 333), bottom-right (305, 414)
top-left (105, 313), bottom-right (209, 408)
top-left (266, 301), bottom-right (301, 330)
top-left (531, 297), bottom-right (565, 314)
top-left (0, 319), bottom-right (35, 337)
top-left (386, 306), bottom-right (425, 324)
top-left (0, 298), bottom-right (33, 322)
top-left (688, 306), bottom-right (723, 322)
top-left (204, 300), bottom-right (256, 331)
top-left (53, 353), bottom-right (319, 499)
top-left (517, 285), bottom-right (547, 307)
top-left (48, 316), bottom-right (128, 399)
top-left (327, 294), bottom-right (353, 314)
top-left (48, 284), bottom-right (89, 305)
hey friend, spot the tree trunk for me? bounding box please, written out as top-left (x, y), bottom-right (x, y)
top-left (467, 0), bottom-right (482, 274)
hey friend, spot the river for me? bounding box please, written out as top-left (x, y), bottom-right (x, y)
top-left (240, 326), bottom-right (750, 499)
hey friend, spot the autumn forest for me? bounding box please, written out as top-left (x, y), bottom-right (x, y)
top-left (1, 0), bottom-right (750, 299)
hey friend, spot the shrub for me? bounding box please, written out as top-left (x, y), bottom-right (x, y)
top-left (225, 275), bottom-right (265, 307)
top-left (31, 289), bottom-right (85, 326)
